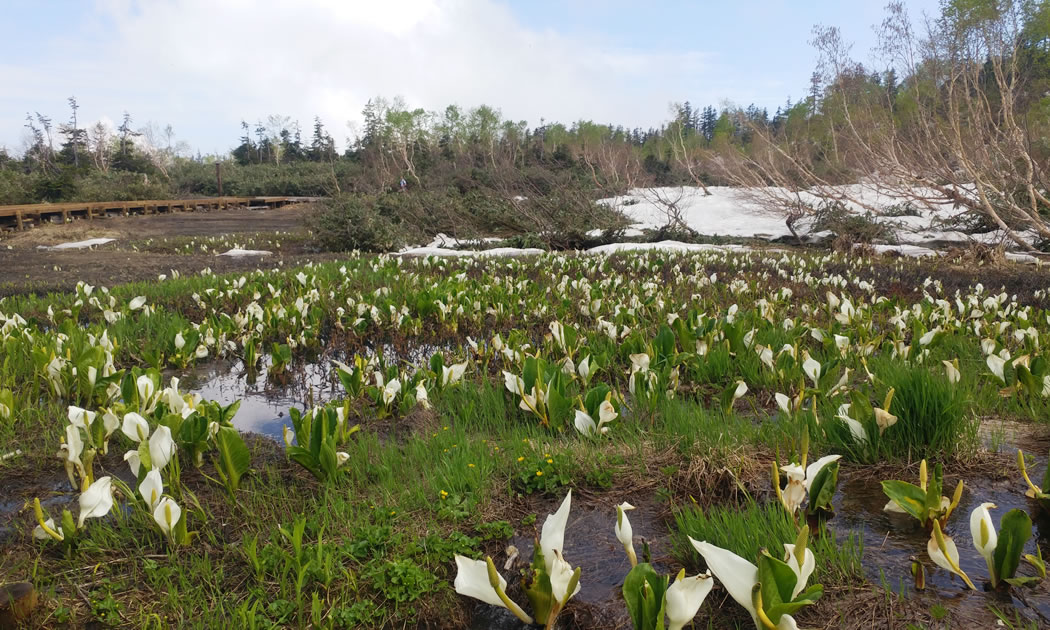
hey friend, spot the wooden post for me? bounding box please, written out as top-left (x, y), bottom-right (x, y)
top-left (16, 210), bottom-right (23, 231)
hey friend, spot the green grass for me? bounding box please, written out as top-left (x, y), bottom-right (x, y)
top-left (672, 500), bottom-right (865, 587)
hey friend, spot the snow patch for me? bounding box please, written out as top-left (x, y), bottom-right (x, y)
top-left (600, 186), bottom-right (1033, 250)
top-left (218, 248), bottom-right (272, 257)
top-left (425, 233), bottom-right (504, 249)
top-left (585, 240), bottom-right (762, 255)
top-left (37, 238), bottom-right (115, 251)
top-left (397, 246), bottom-right (545, 258)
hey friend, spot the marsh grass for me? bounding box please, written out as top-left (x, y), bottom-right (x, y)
top-left (671, 500), bottom-right (865, 586)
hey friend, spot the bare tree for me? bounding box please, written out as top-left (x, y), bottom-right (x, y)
top-left (711, 2), bottom-right (1050, 251)
top-left (89, 121), bottom-right (112, 173)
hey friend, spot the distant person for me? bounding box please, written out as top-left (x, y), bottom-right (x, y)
top-left (399, 177), bottom-right (407, 192)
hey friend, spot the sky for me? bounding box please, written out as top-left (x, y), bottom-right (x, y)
top-left (2, 0), bottom-right (943, 156)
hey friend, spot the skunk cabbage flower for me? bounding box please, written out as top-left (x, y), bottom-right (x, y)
top-left (136, 375), bottom-right (156, 410)
top-left (549, 321), bottom-right (568, 353)
top-left (836, 404), bottom-right (867, 443)
top-left (802, 355), bottom-right (821, 386)
top-left (779, 455), bottom-right (841, 514)
top-left (415, 383), bottom-right (431, 409)
top-left (453, 555), bottom-right (533, 624)
top-left (549, 549), bottom-right (582, 603)
top-left (139, 469), bottom-right (163, 510)
top-left (577, 355), bottom-right (591, 384)
top-left (78, 476), bottom-right (114, 528)
top-left (574, 401), bottom-right (617, 437)
top-left (122, 412), bottom-right (150, 442)
top-left (67, 406), bottom-right (96, 430)
top-left (128, 296), bottom-right (147, 311)
top-left (615, 502), bottom-right (637, 566)
top-left (942, 359), bottom-right (961, 385)
top-left (441, 362), bottom-right (468, 386)
top-left (665, 569), bottom-right (713, 630)
top-left (503, 371), bottom-right (524, 396)
top-left (382, 379), bottom-right (401, 406)
top-left (783, 543), bottom-right (815, 599)
top-left (124, 449), bottom-right (141, 476)
top-left (153, 497), bottom-right (181, 535)
top-left (987, 355), bottom-right (1006, 383)
top-left (730, 380), bottom-right (748, 404)
top-left (690, 538), bottom-right (806, 629)
top-left (874, 408), bottom-right (898, 436)
top-left (33, 517), bottom-right (62, 541)
top-left (970, 502), bottom-right (998, 578)
top-left (928, 521), bottom-right (977, 590)
top-left (540, 490), bottom-right (572, 573)
top-left (149, 425), bottom-right (176, 471)
top-left (689, 539), bottom-right (762, 626)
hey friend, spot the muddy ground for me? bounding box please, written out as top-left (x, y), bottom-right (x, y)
top-left (0, 204), bottom-right (344, 296)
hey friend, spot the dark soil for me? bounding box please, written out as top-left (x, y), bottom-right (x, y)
top-left (0, 204), bottom-right (348, 296)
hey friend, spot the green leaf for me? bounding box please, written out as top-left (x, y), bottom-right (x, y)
top-left (1041, 450), bottom-right (1050, 494)
top-left (1017, 365), bottom-right (1038, 394)
top-left (923, 464), bottom-right (944, 516)
top-left (583, 384), bottom-right (611, 417)
top-left (219, 400), bottom-right (241, 425)
top-left (622, 563), bottom-right (668, 630)
top-left (286, 447), bottom-right (322, 481)
top-left (523, 357), bottom-right (540, 394)
top-left (993, 509), bottom-right (1033, 584)
top-left (880, 481), bottom-right (927, 521)
top-left (214, 427), bottom-right (251, 492)
top-left (309, 410), bottom-right (324, 458)
top-left (319, 438), bottom-right (340, 483)
top-left (757, 551), bottom-right (798, 623)
top-left (546, 379), bottom-right (572, 429)
top-left (672, 318), bottom-right (695, 353)
top-left (806, 461), bottom-right (839, 515)
top-left (523, 566), bottom-right (554, 625)
top-left (654, 325), bottom-right (675, 365)
top-left (1031, 357), bottom-right (1047, 379)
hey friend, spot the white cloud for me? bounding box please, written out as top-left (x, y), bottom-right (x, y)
top-left (3, 0), bottom-right (715, 154)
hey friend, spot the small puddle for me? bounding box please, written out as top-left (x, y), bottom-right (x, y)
top-left (836, 466), bottom-right (1050, 624)
top-left (175, 343), bottom-right (453, 440)
top-left (175, 355), bottom-right (340, 439)
top-left (473, 500), bottom-right (674, 629)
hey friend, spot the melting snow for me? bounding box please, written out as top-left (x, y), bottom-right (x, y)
top-left (37, 238), bottom-right (115, 250)
top-left (218, 248), bottom-right (273, 257)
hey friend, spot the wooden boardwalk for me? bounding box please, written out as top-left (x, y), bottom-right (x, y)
top-left (0, 196), bottom-right (319, 231)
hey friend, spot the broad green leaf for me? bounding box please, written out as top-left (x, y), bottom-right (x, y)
top-left (993, 509), bottom-right (1033, 584)
top-left (654, 325), bottom-right (675, 364)
top-left (806, 461), bottom-right (839, 515)
top-left (524, 566), bottom-right (554, 625)
top-left (880, 481), bottom-right (927, 521)
top-left (757, 551), bottom-right (798, 623)
top-left (622, 563), bottom-right (667, 630)
top-left (215, 427), bottom-right (251, 492)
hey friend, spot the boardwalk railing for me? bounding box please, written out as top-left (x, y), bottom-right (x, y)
top-left (0, 196), bottom-right (319, 231)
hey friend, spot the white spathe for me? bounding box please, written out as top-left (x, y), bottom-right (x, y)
top-left (665, 571), bottom-right (713, 630)
top-left (453, 555), bottom-right (506, 608)
top-left (78, 476), bottom-right (114, 528)
top-left (540, 490), bottom-right (572, 573)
